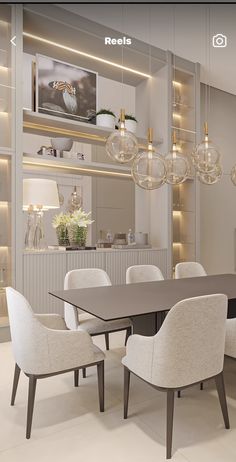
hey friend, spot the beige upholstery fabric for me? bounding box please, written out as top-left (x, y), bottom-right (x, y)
top-left (225, 318), bottom-right (236, 358)
top-left (126, 265), bottom-right (164, 284)
top-left (175, 262), bottom-right (207, 279)
top-left (122, 294), bottom-right (227, 388)
top-left (64, 268), bottom-right (132, 333)
top-left (6, 287), bottom-right (104, 376)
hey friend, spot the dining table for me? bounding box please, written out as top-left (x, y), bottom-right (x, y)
top-left (50, 273), bottom-right (236, 335)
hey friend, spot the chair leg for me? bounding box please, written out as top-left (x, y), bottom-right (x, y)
top-left (177, 390), bottom-right (181, 398)
top-left (97, 361), bottom-right (104, 412)
top-left (11, 363), bottom-right (21, 406)
top-left (82, 368), bottom-right (86, 378)
top-left (166, 390), bottom-right (175, 459)
top-left (124, 366), bottom-right (130, 419)
top-left (26, 375), bottom-right (37, 439)
top-left (74, 369), bottom-right (79, 387)
top-left (200, 382), bottom-right (204, 390)
top-left (215, 372), bottom-right (230, 429)
top-left (105, 332), bottom-right (109, 351)
top-left (125, 326), bottom-right (132, 346)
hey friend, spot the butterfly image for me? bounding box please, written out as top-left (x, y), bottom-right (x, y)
top-left (49, 80), bottom-right (78, 114)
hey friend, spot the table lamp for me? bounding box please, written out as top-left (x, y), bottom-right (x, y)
top-left (23, 178), bottom-right (59, 250)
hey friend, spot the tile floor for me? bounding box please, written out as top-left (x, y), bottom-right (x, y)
top-left (0, 332), bottom-right (236, 461)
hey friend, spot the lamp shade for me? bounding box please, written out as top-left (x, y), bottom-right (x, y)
top-left (23, 178), bottom-right (60, 210)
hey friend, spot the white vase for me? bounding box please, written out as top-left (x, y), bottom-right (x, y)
top-left (96, 114), bottom-right (115, 129)
top-left (125, 119), bottom-right (137, 134)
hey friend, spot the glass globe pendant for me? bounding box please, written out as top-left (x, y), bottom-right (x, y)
top-left (165, 131), bottom-right (189, 185)
top-left (192, 122), bottom-right (220, 174)
top-left (106, 109), bottom-right (138, 163)
top-left (197, 163), bottom-right (222, 185)
top-left (131, 128), bottom-right (166, 190)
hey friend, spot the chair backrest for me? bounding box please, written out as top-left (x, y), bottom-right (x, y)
top-left (126, 265), bottom-right (164, 284)
top-left (152, 294), bottom-right (227, 388)
top-left (6, 287), bottom-right (50, 374)
top-left (64, 268), bottom-right (111, 330)
top-left (175, 261), bottom-right (207, 279)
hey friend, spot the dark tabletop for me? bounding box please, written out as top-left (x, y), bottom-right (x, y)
top-left (49, 274), bottom-right (236, 321)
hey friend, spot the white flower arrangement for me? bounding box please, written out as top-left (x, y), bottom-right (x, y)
top-left (69, 209), bottom-right (94, 228)
top-left (52, 212), bottom-right (71, 229)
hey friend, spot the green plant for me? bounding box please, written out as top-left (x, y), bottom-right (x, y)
top-left (96, 109), bottom-right (116, 117)
top-left (118, 114), bottom-right (138, 123)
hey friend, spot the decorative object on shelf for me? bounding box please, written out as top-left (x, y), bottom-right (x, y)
top-left (37, 145), bottom-right (55, 156)
top-left (23, 178), bottom-right (60, 251)
top-left (68, 186), bottom-right (83, 212)
top-left (24, 205), bottom-right (35, 250)
top-left (127, 229), bottom-right (135, 245)
top-left (165, 131), bottom-right (189, 185)
top-left (36, 54), bottom-right (97, 123)
top-left (96, 109), bottom-right (116, 129)
top-left (197, 163), bottom-right (222, 185)
top-left (106, 108), bottom-right (138, 163)
top-left (52, 212), bottom-right (70, 246)
top-left (113, 233), bottom-right (127, 246)
top-left (67, 208), bottom-right (93, 248)
top-left (51, 137), bottom-right (73, 158)
top-left (132, 128), bottom-right (166, 190)
top-left (77, 153), bottom-right (85, 161)
top-left (192, 122), bottom-right (220, 174)
top-left (118, 114), bottom-right (138, 134)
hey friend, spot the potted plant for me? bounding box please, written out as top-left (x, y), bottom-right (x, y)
top-left (124, 114), bottom-right (138, 134)
top-left (96, 109), bottom-right (116, 129)
top-left (67, 208), bottom-right (94, 248)
top-left (52, 213), bottom-right (70, 246)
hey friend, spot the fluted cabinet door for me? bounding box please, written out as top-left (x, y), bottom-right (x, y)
top-left (105, 251), bottom-right (139, 285)
top-left (66, 250), bottom-right (105, 273)
top-left (138, 249), bottom-right (168, 278)
top-left (23, 253), bottom-right (66, 315)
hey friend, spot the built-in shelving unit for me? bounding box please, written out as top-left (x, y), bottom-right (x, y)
top-left (171, 62), bottom-right (200, 272)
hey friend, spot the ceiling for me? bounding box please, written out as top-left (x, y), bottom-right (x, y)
top-left (57, 3), bottom-right (236, 97)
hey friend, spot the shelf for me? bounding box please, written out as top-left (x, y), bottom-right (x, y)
top-left (23, 153), bottom-right (132, 179)
top-left (23, 111), bottom-right (163, 148)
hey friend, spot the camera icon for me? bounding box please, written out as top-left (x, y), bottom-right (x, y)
top-left (212, 34), bottom-right (227, 48)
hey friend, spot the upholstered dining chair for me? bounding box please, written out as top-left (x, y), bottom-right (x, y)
top-left (126, 264), bottom-right (164, 284)
top-left (64, 268), bottom-right (132, 353)
top-left (175, 261), bottom-right (207, 279)
top-left (6, 287), bottom-right (105, 439)
top-left (122, 294), bottom-right (229, 459)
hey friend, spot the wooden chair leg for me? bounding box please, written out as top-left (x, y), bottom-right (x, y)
top-left (105, 332), bottom-right (109, 351)
top-left (11, 363), bottom-right (21, 406)
top-left (215, 372), bottom-right (230, 429)
top-left (200, 382), bottom-right (204, 390)
top-left (82, 368), bottom-right (86, 378)
top-left (74, 369), bottom-right (79, 387)
top-left (26, 375), bottom-right (37, 439)
top-left (124, 366), bottom-right (130, 419)
top-left (166, 390), bottom-right (175, 459)
top-left (125, 326), bottom-right (132, 346)
top-left (97, 361), bottom-right (104, 412)
top-left (177, 390), bottom-right (181, 398)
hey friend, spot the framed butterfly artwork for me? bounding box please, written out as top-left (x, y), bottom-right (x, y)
top-left (35, 54), bottom-right (97, 124)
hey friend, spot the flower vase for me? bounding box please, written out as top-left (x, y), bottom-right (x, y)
top-left (56, 224), bottom-right (70, 246)
top-left (68, 225), bottom-right (87, 248)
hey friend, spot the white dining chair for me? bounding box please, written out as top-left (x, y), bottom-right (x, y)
top-left (6, 287), bottom-right (105, 439)
top-left (64, 268), bottom-right (132, 353)
top-left (126, 265), bottom-right (164, 284)
top-left (122, 294), bottom-right (229, 459)
top-left (175, 261), bottom-right (207, 279)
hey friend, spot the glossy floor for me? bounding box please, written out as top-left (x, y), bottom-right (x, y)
top-left (0, 332), bottom-right (236, 461)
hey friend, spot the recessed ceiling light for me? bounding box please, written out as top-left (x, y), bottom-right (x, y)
top-left (23, 32), bottom-right (152, 79)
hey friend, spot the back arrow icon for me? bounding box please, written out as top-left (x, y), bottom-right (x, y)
top-left (10, 36), bottom-right (16, 46)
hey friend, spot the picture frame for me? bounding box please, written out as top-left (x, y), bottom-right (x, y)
top-left (35, 54), bottom-right (97, 124)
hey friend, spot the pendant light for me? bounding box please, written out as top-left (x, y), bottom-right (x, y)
top-left (192, 122), bottom-right (220, 174)
top-left (191, 6), bottom-right (222, 184)
top-left (165, 131), bottom-right (189, 185)
top-left (106, 108), bottom-right (138, 163)
top-left (132, 128), bottom-right (166, 190)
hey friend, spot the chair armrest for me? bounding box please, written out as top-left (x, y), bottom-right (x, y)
top-left (36, 314), bottom-right (67, 330)
top-left (45, 328), bottom-right (104, 373)
top-left (122, 334), bottom-right (154, 383)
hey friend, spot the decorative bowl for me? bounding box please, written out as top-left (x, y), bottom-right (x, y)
top-left (51, 138), bottom-right (73, 152)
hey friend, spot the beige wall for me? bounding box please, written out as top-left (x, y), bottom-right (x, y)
top-left (200, 85), bottom-right (236, 274)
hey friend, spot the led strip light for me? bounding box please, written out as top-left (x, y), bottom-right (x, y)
top-left (23, 32), bottom-right (152, 79)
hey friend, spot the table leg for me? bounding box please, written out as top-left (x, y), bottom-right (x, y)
top-left (131, 312), bottom-right (165, 336)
